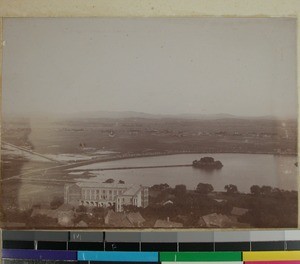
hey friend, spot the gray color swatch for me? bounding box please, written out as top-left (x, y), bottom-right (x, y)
top-left (250, 230), bottom-right (285, 241)
top-left (141, 232), bottom-right (177, 242)
top-left (2, 231), bottom-right (35, 241)
top-left (178, 231), bottom-right (214, 242)
top-left (105, 232), bottom-right (141, 242)
top-left (70, 232), bottom-right (103, 242)
top-left (34, 231), bottom-right (69, 241)
top-left (214, 231), bottom-right (250, 242)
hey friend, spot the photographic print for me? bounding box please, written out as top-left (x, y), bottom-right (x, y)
top-left (1, 18), bottom-right (298, 229)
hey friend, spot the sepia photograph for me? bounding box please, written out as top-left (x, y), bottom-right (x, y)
top-left (1, 17), bottom-right (298, 229)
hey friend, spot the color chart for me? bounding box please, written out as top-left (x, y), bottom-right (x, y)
top-left (2, 230), bottom-right (300, 263)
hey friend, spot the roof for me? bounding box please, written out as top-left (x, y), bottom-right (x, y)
top-left (202, 213), bottom-right (232, 228)
top-left (76, 181), bottom-right (132, 189)
top-left (231, 207), bottom-right (249, 216)
top-left (122, 185), bottom-right (142, 196)
top-left (197, 217), bottom-right (207, 227)
top-left (104, 210), bottom-right (133, 227)
top-left (154, 219), bottom-right (183, 228)
top-left (162, 200), bottom-right (174, 206)
top-left (127, 212), bottom-right (145, 225)
top-left (214, 199), bottom-right (226, 203)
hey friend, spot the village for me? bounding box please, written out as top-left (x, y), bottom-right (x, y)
top-left (2, 179), bottom-right (297, 229)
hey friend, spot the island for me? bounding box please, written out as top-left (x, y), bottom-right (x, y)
top-left (192, 157), bottom-right (223, 170)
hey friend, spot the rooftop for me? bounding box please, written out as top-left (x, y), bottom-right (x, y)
top-left (202, 213), bottom-right (233, 228)
top-left (104, 210), bottom-right (133, 227)
top-left (127, 212), bottom-right (145, 225)
top-left (76, 181), bottom-right (132, 189)
top-left (122, 185), bottom-right (143, 196)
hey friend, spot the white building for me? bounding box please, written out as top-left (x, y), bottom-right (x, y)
top-left (64, 181), bottom-right (148, 212)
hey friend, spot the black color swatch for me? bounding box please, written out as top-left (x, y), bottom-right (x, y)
top-left (215, 242), bottom-right (250, 251)
top-left (179, 242), bottom-right (214, 252)
top-left (286, 240), bottom-right (300, 250)
top-left (68, 242), bottom-right (104, 251)
top-left (105, 242), bottom-right (140, 251)
top-left (37, 241), bottom-right (67, 250)
top-left (141, 242), bottom-right (177, 252)
top-left (2, 240), bottom-right (35, 249)
top-left (251, 241), bottom-right (285, 251)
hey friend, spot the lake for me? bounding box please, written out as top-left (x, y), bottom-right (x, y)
top-left (70, 153), bottom-right (298, 193)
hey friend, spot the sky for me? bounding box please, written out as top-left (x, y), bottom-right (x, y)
top-left (2, 18), bottom-right (298, 118)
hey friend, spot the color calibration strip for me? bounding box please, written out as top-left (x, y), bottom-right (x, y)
top-left (3, 250), bottom-right (300, 262)
top-left (2, 230), bottom-right (300, 263)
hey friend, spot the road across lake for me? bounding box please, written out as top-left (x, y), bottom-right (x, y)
top-left (69, 164), bottom-right (192, 172)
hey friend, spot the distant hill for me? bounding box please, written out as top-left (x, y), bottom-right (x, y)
top-left (4, 110), bottom-right (295, 122)
top-left (68, 110), bottom-right (285, 121)
top-left (70, 111), bottom-right (163, 119)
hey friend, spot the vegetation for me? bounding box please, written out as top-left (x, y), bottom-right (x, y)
top-left (1, 182), bottom-right (296, 228)
top-left (144, 182), bottom-right (297, 228)
top-left (50, 196), bottom-right (64, 209)
top-left (196, 183), bottom-right (214, 194)
top-left (76, 205), bottom-right (87, 213)
top-left (224, 184), bottom-right (238, 194)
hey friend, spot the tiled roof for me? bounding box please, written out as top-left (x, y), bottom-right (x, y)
top-left (202, 213), bottom-right (232, 228)
top-left (127, 212), bottom-right (145, 224)
top-left (104, 210), bottom-right (134, 227)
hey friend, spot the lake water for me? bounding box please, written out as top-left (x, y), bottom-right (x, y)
top-left (71, 154), bottom-right (298, 193)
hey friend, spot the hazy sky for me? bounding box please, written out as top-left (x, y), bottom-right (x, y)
top-left (3, 18), bottom-right (297, 118)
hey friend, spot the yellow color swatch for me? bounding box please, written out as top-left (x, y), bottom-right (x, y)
top-left (243, 251), bottom-right (300, 261)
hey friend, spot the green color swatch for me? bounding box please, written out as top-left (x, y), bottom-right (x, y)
top-left (160, 251), bottom-right (242, 262)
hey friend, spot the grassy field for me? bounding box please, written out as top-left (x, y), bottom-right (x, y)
top-left (2, 117), bottom-right (297, 155)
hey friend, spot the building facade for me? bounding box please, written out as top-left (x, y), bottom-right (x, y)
top-left (64, 181), bottom-right (148, 212)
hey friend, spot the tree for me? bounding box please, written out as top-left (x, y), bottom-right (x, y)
top-left (250, 185), bottom-right (261, 195)
top-left (261, 185), bottom-right (272, 195)
top-left (76, 205), bottom-right (87, 213)
top-left (150, 183), bottom-right (170, 191)
top-left (196, 183), bottom-right (214, 194)
top-left (174, 185), bottom-right (187, 197)
top-left (224, 184), bottom-right (238, 194)
top-left (50, 196), bottom-right (64, 209)
top-left (104, 178), bottom-right (114, 183)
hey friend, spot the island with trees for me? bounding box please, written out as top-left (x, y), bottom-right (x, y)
top-left (193, 157), bottom-right (223, 170)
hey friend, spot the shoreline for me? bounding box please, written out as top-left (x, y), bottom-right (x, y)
top-left (65, 150), bottom-right (298, 170)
